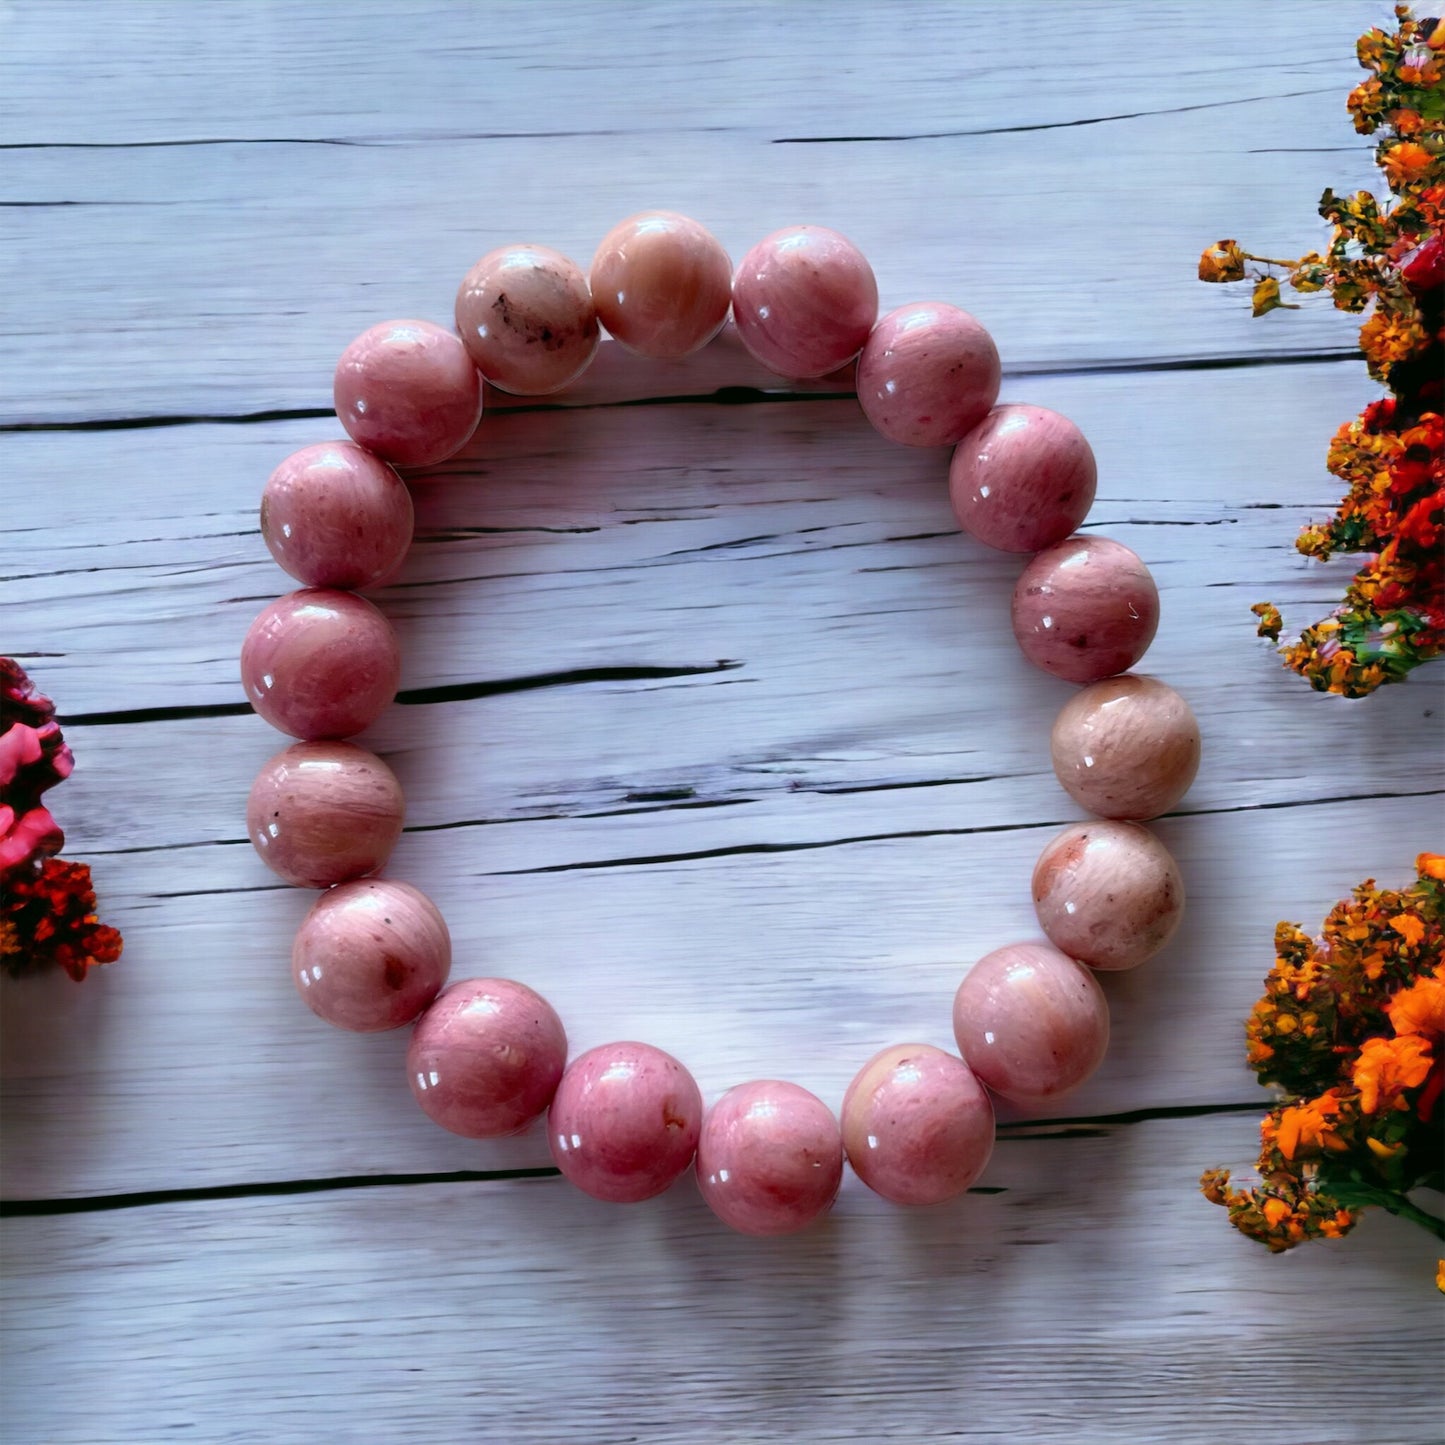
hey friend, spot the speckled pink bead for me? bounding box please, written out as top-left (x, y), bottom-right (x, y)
top-left (591, 212), bottom-right (732, 360)
top-left (246, 741), bottom-right (403, 888)
top-left (260, 441), bottom-right (413, 590)
top-left (549, 1042), bottom-right (702, 1204)
top-left (840, 1044), bottom-right (995, 1206)
top-left (408, 978), bottom-right (567, 1139)
top-left (952, 942), bottom-right (1110, 1106)
top-left (731, 225), bottom-right (878, 378)
top-left (455, 244), bottom-right (600, 395)
top-left (292, 879), bottom-right (450, 1031)
top-left (696, 1080), bottom-right (843, 1237)
top-left (240, 588), bottom-right (400, 740)
top-left (856, 302), bottom-right (1001, 448)
top-left (1032, 821), bottom-right (1185, 971)
top-left (950, 405), bottom-right (1097, 552)
top-left (1050, 674), bottom-right (1201, 821)
top-left (333, 319), bottom-right (483, 469)
top-left (1011, 535), bottom-right (1159, 684)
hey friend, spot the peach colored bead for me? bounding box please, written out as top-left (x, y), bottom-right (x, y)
top-left (455, 243), bottom-right (599, 395)
top-left (950, 404), bottom-right (1097, 552)
top-left (1032, 821), bottom-right (1185, 971)
top-left (333, 319), bottom-right (483, 469)
top-left (1050, 674), bottom-right (1201, 821)
top-left (856, 302), bottom-right (1001, 448)
top-left (841, 1044), bottom-right (995, 1206)
top-left (408, 978), bottom-right (567, 1139)
top-left (952, 942), bottom-right (1110, 1105)
top-left (731, 225), bottom-right (878, 378)
top-left (246, 741), bottom-right (403, 889)
top-left (1011, 535), bottom-right (1159, 684)
top-left (292, 879), bottom-right (450, 1031)
top-left (696, 1080), bottom-right (844, 1237)
top-left (240, 588), bottom-right (400, 740)
top-left (590, 211), bottom-right (732, 360)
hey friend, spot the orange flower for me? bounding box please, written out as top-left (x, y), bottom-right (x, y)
top-left (1276, 1091), bottom-right (1348, 1159)
top-left (1381, 141), bottom-right (1437, 187)
top-left (1387, 966), bottom-right (1445, 1038)
top-left (1392, 912), bottom-right (1427, 947)
top-left (1418, 853), bottom-right (1445, 881)
top-left (1353, 1034), bottom-right (1434, 1113)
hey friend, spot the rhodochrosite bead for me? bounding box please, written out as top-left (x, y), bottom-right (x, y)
top-left (696, 1080), bottom-right (844, 1236)
top-left (840, 1044), bottom-right (995, 1206)
top-left (590, 211), bottom-right (732, 360)
top-left (261, 441), bottom-right (413, 590)
top-left (333, 319), bottom-right (483, 468)
top-left (855, 302), bottom-right (1001, 448)
top-left (292, 879), bottom-right (450, 1031)
top-left (246, 741), bottom-right (404, 888)
top-left (952, 942), bottom-right (1109, 1105)
top-left (549, 1042), bottom-right (703, 1203)
top-left (408, 978), bottom-right (567, 1138)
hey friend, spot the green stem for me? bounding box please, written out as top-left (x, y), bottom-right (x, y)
top-left (1385, 1194), bottom-right (1445, 1242)
top-left (1330, 1180), bottom-right (1445, 1240)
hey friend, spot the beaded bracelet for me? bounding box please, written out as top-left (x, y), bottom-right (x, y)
top-left (241, 213), bottom-right (1201, 1236)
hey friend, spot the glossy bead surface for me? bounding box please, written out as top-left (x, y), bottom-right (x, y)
top-left (455, 244), bottom-right (599, 395)
top-left (241, 588), bottom-right (400, 740)
top-left (731, 225), bottom-right (877, 378)
top-left (952, 942), bottom-right (1110, 1105)
top-left (841, 1044), bottom-right (995, 1206)
top-left (1050, 674), bottom-right (1201, 821)
top-left (246, 741), bottom-right (403, 888)
top-left (1011, 535), bottom-right (1159, 684)
top-left (590, 211), bottom-right (732, 360)
top-left (856, 302), bottom-right (1001, 448)
top-left (333, 319), bottom-right (483, 469)
top-left (950, 404), bottom-right (1097, 552)
top-left (1032, 821), bottom-right (1185, 971)
top-left (292, 879), bottom-right (449, 1031)
top-left (549, 1042), bottom-right (702, 1203)
top-left (696, 1080), bottom-right (843, 1237)
top-left (408, 978), bottom-right (567, 1138)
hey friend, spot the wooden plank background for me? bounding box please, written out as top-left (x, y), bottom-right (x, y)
top-left (2, 3), bottom-right (1441, 1442)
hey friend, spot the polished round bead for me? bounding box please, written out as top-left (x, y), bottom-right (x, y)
top-left (260, 441), bottom-right (413, 590)
top-left (408, 978), bottom-right (567, 1138)
top-left (950, 404), bottom-right (1097, 552)
top-left (696, 1080), bottom-right (843, 1237)
top-left (1050, 674), bottom-right (1201, 821)
top-left (1011, 535), bottom-right (1159, 684)
top-left (840, 1044), bottom-right (995, 1206)
top-left (590, 211), bottom-right (732, 360)
top-left (548, 1041), bottom-right (702, 1203)
top-left (246, 741), bottom-right (404, 888)
top-left (856, 302), bottom-right (1001, 448)
top-left (240, 588), bottom-right (400, 740)
top-left (455, 243), bottom-right (599, 395)
top-left (1032, 821), bottom-right (1185, 971)
top-left (952, 942), bottom-right (1110, 1105)
top-left (731, 225), bottom-right (877, 378)
top-left (333, 319), bottom-right (483, 469)
top-left (292, 879), bottom-right (449, 1031)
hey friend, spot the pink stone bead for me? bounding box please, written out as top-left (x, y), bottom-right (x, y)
top-left (408, 978), bottom-right (567, 1139)
top-left (455, 244), bottom-right (600, 395)
top-left (590, 211), bottom-right (732, 361)
top-left (950, 405), bottom-right (1098, 552)
top-left (840, 1044), bottom-right (995, 1206)
top-left (856, 302), bottom-right (1001, 448)
top-left (260, 441), bottom-right (413, 590)
top-left (1032, 821), bottom-right (1185, 971)
top-left (292, 879), bottom-right (450, 1031)
top-left (1011, 535), bottom-right (1159, 684)
top-left (731, 225), bottom-right (877, 378)
top-left (952, 942), bottom-right (1110, 1106)
top-left (1050, 674), bottom-right (1201, 821)
top-left (246, 741), bottom-right (404, 888)
top-left (333, 319), bottom-right (483, 469)
top-left (696, 1080), bottom-right (843, 1237)
top-left (240, 588), bottom-right (400, 740)
top-left (548, 1042), bottom-right (702, 1203)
